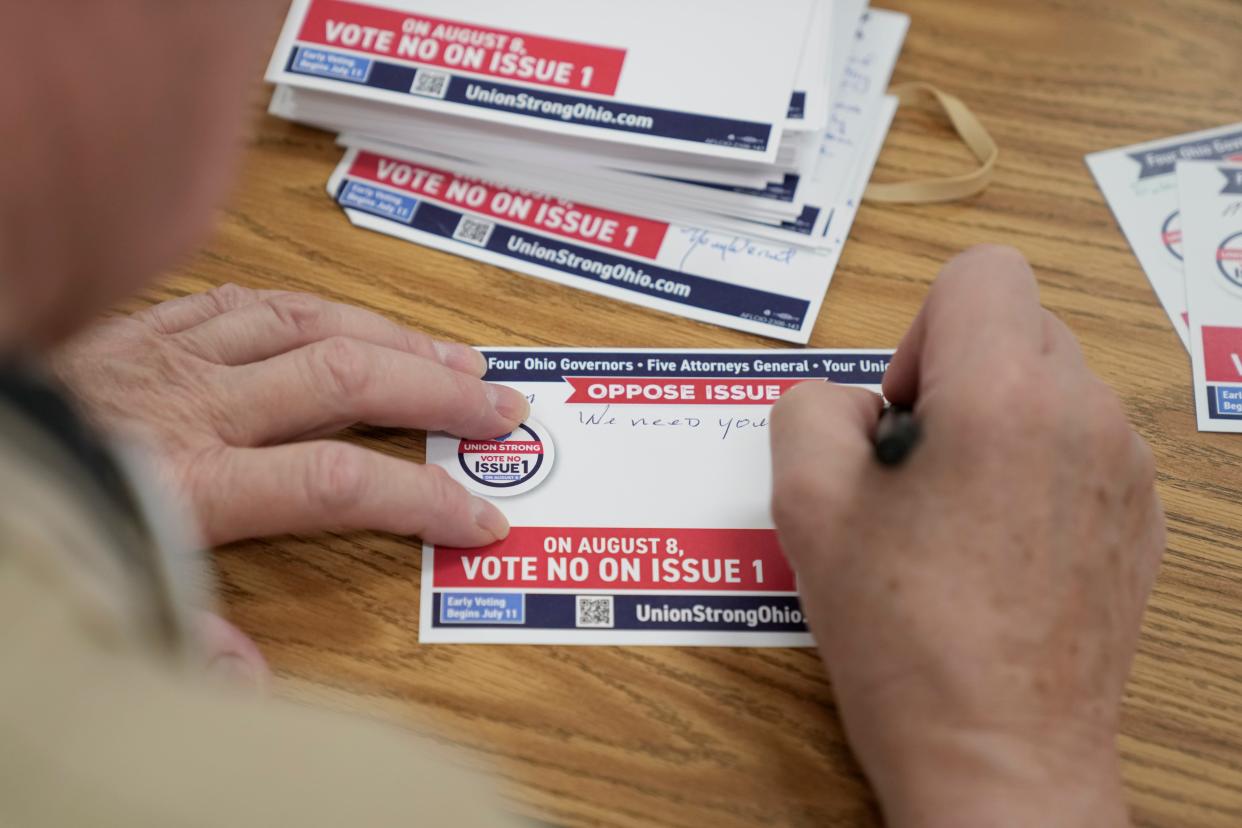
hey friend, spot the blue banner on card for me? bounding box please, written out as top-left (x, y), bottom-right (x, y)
top-left (289, 47), bottom-right (773, 152)
top-left (339, 181), bottom-right (419, 223)
top-left (291, 46), bottom-right (373, 83)
top-left (787, 91), bottom-right (807, 120)
top-left (1209, 386), bottom-right (1242, 420)
top-left (647, 172), bottom-right (801, 204)
top-left (438, 592), bottom-right (525, 625)
top-left (1222, 167), bottom-right (1242, 195)
top-left (336, 180), bottom-right (812, 331)
top-left (474, 350), bottom-right (889, 383)
top-left (1126, 130), bottom-right (1242, 179)
top-left (432, 592), bottom-right (807, 632)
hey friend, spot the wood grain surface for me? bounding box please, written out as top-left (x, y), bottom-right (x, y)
top-left (134, 1), bottom-right (1242, 825)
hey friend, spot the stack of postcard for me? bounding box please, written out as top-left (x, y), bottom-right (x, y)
top-left (266, 0), bottom-right (909, 343)
top-left (1088, 124), bottom-right (1242, 432)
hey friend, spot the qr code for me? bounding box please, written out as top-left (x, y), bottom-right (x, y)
top-left (410, 69), bottom-right (450, 99)
top-left (453, 216), bottom-right (495, 247)
top-left (575, 595), bottom-right (614, 628)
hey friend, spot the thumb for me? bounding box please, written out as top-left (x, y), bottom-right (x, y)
top-left (770, 381), bottom-right (883, 568)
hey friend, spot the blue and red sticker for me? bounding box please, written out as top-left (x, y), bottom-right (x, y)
top-left (1218, 231), bottom-right (1242, 290)
top-left (451, 419), bottom-right (556, 497)
top-left (1162, 210), bottom-right (1183, 263)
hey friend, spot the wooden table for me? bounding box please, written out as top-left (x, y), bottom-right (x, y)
top-left (145, 1), bottom-right (1242, 824)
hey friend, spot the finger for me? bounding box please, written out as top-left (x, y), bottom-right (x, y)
top-left (770, 382), bottom-right (884, 564)
top-left (1040, 309), bottom-right (1087, 368)
top-left (220, 337), bottom-right (529, 446)
top-left (1137, 489), bottom-right (1167, 598)
top-left (196, 611), bottom-right (270, 692)
top-left (194, 443), bottom-right (509, 547)
top-left (771, 381), bottom-right (884, 484)
top-left (136, 284), bottom-right (289, 334)
top-left (172, 292), bottom-right (485, 376)
top-left (881, 302), bottom-right (929, 407)
top-left (883, 244), bottom-right (1044, 406)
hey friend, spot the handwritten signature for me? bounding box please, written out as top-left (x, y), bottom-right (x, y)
top-left (677, 228), bottom-right (797, 270)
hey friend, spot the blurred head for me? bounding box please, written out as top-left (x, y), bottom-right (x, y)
top-left (0, 1), bottom-right (284, 349)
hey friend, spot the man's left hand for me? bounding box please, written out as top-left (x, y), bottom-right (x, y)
top-left (53, 284), bottom-right (528, 548)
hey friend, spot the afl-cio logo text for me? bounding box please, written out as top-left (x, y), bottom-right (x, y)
top-left (1219, 232), bottom-right (1242, 290)
top-left (456, 419), bottom-right (556, 497)
top-left (1161, 210), bottom-right (1183, 262)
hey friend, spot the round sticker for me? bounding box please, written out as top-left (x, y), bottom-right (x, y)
top-left (452, 419), bottom-right (556, 497)
top-left (1161, 210), bottom-right (1183, 263)
top-left (1218, 231), bottom-right (1242, 290)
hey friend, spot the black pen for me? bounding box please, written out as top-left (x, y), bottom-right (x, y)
top-left (873, 404), bottom-right (921, 466)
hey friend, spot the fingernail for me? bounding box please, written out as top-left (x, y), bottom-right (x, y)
top-left (434, 340), bottom-right (487, 377)
top-left (208, 654), bottom-right (264, 691)
top-left (473, 497), bottom-right (510, 541)
top-left (487, 383), bottom-right (530, 423)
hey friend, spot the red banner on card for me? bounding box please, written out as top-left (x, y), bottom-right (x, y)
top-left (1202, 326), bottom-right (1242, 382)
top-left (298, 0), bottom-right (627, 95)
top-left (434, 527), bottom-right (796, 591)
top-left (348, 151), bottom-right (668, 257)
top-left (562, 377), bottom-right (812, 405)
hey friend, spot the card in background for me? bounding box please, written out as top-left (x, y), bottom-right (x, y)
top-left (1180, 162), bottom-right (1242, 433)
top-left (327, 97), bottom-right (897, 343)
top-left (1086, 122), bottom-right (1242, 351)
top-left (266, 0), bottom-right (814, 163)
top-left (638, 7), bottom-right (908, 249)
top-left (783, 0), bottom-right (836, 133)
top-left (419, 348), bottom-right (890, 646)
top-left (309, 8), bottom-right (910, 247)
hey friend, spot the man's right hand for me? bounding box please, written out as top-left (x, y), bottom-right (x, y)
top-left (770, 245), bottom-right (1165, 827)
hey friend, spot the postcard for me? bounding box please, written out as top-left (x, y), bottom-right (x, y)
top-left (1179, 162), bottom-right (1242, 432)
top-left (419, 348), bottom-right (890, 645)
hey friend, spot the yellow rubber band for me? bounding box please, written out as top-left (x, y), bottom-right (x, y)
top-left (864, 82), bottom-right (999, 204)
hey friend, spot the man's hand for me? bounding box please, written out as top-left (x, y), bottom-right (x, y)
top-left (53, 284), bottom-right (529, 548)
top-left (770, 246), bottom-right (1165, 827)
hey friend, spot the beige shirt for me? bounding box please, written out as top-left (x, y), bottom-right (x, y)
top-left (0, 387), bottom-right (515, 827)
